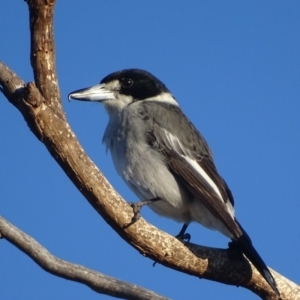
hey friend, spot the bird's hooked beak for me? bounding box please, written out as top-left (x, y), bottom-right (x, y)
top-left (68, 83), bottom-right (115, 102)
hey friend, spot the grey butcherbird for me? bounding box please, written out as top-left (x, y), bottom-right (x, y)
top-left (69, 68), bottom-right (279, 295)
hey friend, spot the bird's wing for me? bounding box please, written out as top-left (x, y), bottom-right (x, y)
top-left (141, 101), bottom-right (242, 238)
top-left (139, 101), bottom-right (279, 295)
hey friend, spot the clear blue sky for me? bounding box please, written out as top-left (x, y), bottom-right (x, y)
top-left (1, 1), bottom-right (299, 299)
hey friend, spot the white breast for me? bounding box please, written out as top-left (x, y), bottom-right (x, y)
top-left (102, 109), bottom-right (192, 223)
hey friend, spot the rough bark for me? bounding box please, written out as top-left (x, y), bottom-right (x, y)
top-left (0, 1), bottom-right (299, 299)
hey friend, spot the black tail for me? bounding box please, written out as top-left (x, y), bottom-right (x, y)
top-left (235, 220), bottom-right (280, 295)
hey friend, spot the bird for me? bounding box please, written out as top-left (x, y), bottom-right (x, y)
top-left (68, 68), bottom-right (279, 295)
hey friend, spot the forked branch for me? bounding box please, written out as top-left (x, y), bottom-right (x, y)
top-left (0, 1), bottom-right (299, 299)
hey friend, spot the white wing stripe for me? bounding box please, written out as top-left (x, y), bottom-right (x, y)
top-left (163, 131), bottom-right (224, 202)
top-left (164, 129), bottom-right (192, 157)
top-left (183, 156), bottom-right (224, 202)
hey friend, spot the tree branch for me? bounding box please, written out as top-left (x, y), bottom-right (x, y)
top-left (0, 1), bottom-right (299, 299)
top-left (27, 0), bottom-right (62, 112)
top-left (0, 215), bottom-right (169, 300)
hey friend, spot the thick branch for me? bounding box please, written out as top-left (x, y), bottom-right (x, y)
top-left (0, 216), bottom-right (169, 300)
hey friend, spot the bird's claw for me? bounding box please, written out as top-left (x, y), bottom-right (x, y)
top-left (129, 202), bottom-right (143, 223)
top-left (123, 197), bottom-right (161, 228)
top-left (176, 232), bottom-right (191, 245)
top-left (123, 202), bottom-right (142, 228)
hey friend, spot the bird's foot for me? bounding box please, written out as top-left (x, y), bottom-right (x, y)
top-left (123, 197), bottom-right (161, 228)
top-left (128, 202), bottom-right (143, 223)
top-left (175, 223), bottom-right (191, 245)
top-left (176, 232), bottom-right (191, 244)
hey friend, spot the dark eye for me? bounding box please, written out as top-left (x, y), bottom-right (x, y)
top-left (121, 78), bottom-right (133, 88)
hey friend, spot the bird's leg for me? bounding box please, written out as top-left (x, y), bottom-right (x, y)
top-left (124, 197), bottom-right (161, 228)
top-left (176, 223), bottom-right (191, 243)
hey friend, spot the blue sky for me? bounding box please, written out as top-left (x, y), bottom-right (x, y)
top-left (1, 1), bottom-right (299, 299)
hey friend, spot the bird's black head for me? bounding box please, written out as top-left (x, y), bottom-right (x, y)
top-left (101, 69), bottom-right (170, 101)
top-left (68, 68), bottom-right (177, 116)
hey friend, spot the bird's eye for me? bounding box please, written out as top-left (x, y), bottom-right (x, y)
top-left (121, 78), bottom-right (133, 88)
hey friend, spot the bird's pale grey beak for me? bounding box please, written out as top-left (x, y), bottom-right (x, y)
top-left (68, 83), bottom-right (115, 102)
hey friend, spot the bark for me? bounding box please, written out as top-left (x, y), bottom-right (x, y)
top-left (0, 1), bottom-right (299, 299)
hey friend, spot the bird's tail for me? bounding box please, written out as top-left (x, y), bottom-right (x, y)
top-left (235, 220), bottom-right (280, 296)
